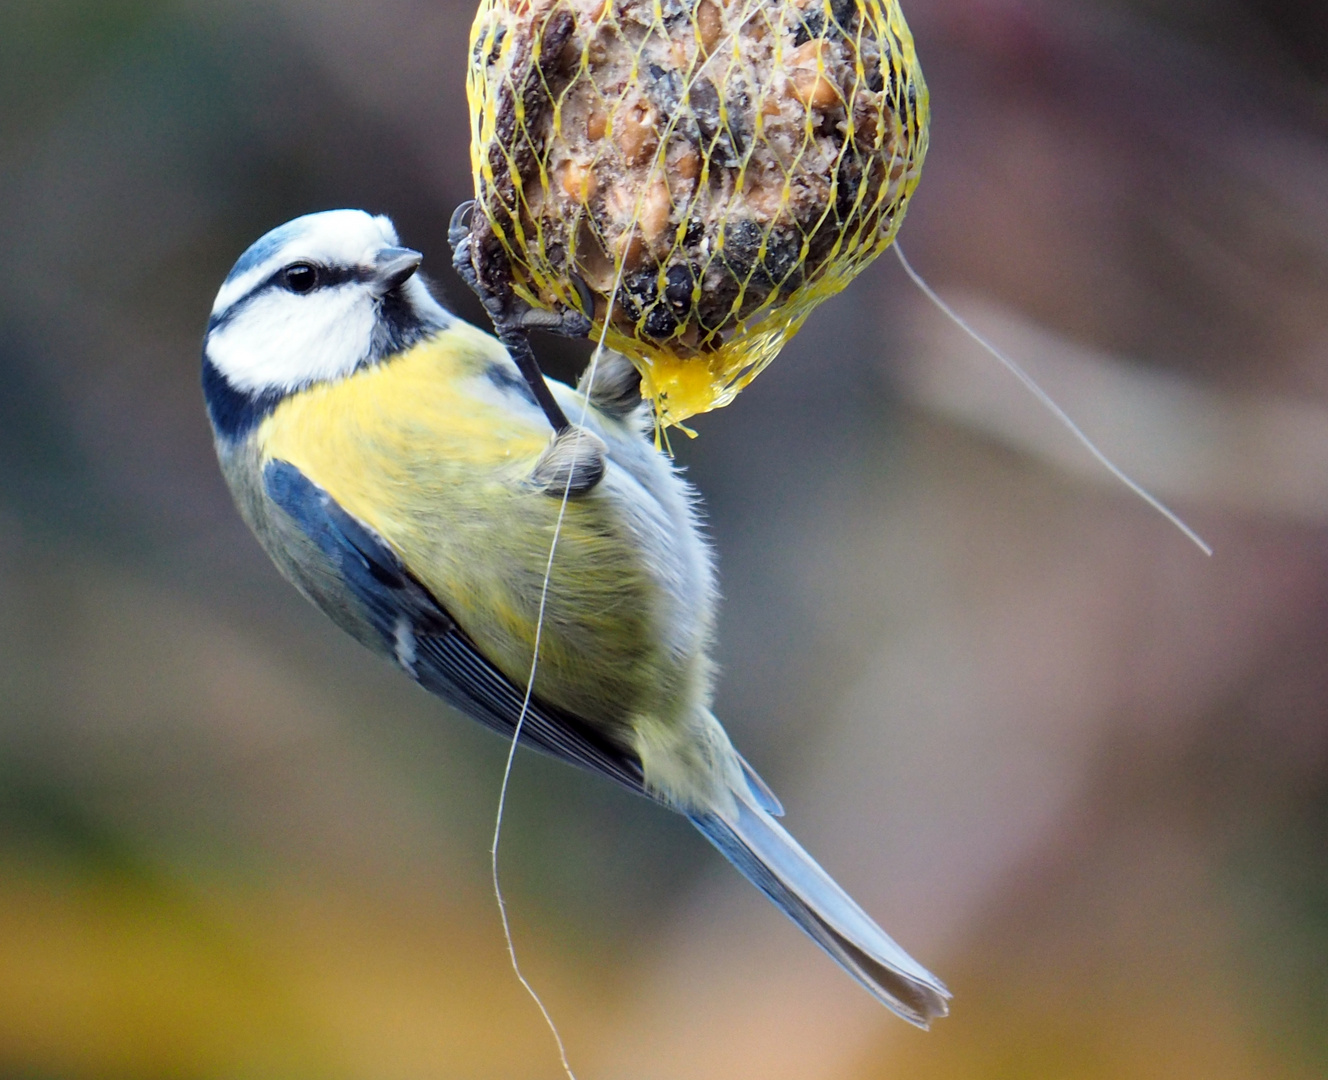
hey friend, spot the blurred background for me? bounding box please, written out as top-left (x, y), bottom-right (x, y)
top-left (2, 0), bottom-right (1327, 1076)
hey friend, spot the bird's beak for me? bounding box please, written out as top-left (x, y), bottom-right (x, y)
top-left (371, 246), bottom-right (423, 296)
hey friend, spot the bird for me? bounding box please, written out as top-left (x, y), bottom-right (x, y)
top-left (201, 207), bottom-right (950, 1026)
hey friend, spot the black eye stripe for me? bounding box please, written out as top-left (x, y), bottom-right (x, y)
top-left (207, 263), bottom-right (377, 331)
top-left (203, 257), bottom-right (449, 429)
top-left (277, 262), bottom-right (366, 292)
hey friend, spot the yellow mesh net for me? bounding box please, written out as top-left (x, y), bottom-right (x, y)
top-left (465, 0), bottom-right (928, 427)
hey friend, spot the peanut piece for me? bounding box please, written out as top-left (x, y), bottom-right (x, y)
top-left (696, 0), bottom-right (722, 56)
top-left (788, 41), bottom-right (841, 110)
top-left (637, 179), bottom-right (672, 244)
top-left (616, 102), bottom-right (658, 165)
top-left (674, 148), bottom-right (700, 180)
top-left (560, 160), bottom-right (597, 202)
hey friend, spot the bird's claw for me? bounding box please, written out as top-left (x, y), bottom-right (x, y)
top-left (448, 199), bottom-right (588, 435)
top-left (447, 201), bottom-right (593, 340)
top-left (448, 200), bottom-right (475, 258)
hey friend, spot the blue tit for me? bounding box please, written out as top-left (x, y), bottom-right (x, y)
top-left (201, 208), bottom-right (950, 1026)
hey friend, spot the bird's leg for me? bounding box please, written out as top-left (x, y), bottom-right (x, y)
top-left (449, 201), bottom-right (595, 435)
top-left (450, 202), bottom-right (607, 495)
top-left (497, 323), bottom-right (574, 436)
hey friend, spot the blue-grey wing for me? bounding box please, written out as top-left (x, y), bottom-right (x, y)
top-left (262, 460), bottom-right (648, 797)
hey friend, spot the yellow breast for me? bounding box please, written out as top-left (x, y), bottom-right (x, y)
top-left (260, 321), bottom-right (546, 483)
top-left (255, 325), bottom-right (662, 730)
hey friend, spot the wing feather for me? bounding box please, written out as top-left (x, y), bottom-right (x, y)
top-left (263, 459), bottom-right (648, 796)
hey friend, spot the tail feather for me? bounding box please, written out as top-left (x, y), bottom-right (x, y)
top-left (736, 751), bottom-right (784, 817)
top-left (690, 791), bottom-right (950, 1027)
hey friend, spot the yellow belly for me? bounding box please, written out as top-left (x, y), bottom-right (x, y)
top-left (256, 326), bottom-right (663, 732)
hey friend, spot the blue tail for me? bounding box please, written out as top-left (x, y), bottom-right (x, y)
top-left (690, 790), bottom-right (950, 1027)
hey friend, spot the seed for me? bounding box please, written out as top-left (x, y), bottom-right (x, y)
top-left (664, 263), bottom-right (695, 310)
top-left (644, 303), bottom-right (679, 339)
top-left (788, 40), bottom-right (841, 109)
top-left (560, 160), bottom-right (598, 202)
top-left (616, 101), bottom-right (659, 164)
top-left (638, 179), bottom-right (672, 243)
top-left (696, 0), bottom-right (722, 55)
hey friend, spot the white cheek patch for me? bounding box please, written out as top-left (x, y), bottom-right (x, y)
top-left (207, 285), bottom-right (378, 394)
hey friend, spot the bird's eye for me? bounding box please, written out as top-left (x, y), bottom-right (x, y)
top-left (283, 263), bottom-right (319, 293)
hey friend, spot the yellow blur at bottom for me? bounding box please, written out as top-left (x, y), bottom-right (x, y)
top-left (0, 864), bottom-right (587, 1079)
top-left (0, 854), bottom-right (1290, 1080)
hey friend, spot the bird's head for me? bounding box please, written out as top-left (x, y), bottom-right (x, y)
top-left (202, 209), bottom-right (450, 440)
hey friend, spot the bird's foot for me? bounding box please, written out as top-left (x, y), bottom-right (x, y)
top-left (449, 200), bottom-right (576, 434)
top-left (448, 200), bottom-right (593, 340)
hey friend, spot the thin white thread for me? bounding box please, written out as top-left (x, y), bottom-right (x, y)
top-left (893, 244), bottom-right (1213, 556)
top-left (490, 262), bottom-right (626, 1080)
